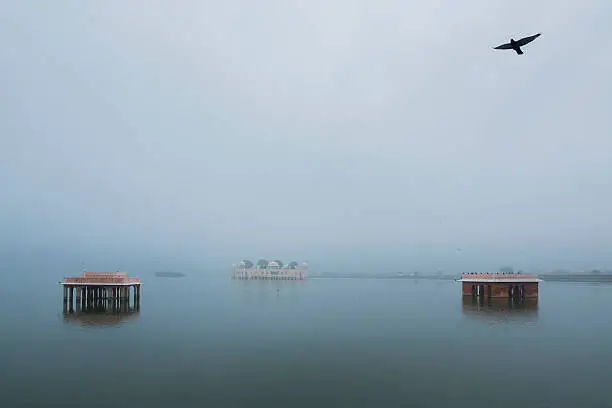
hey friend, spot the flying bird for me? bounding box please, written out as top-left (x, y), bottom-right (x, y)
top-left (493, 33), bottom-right (541, 55)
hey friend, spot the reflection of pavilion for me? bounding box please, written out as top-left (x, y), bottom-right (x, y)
top-left (63, 298), bottom-right (140, 327)
top-left (462, 297), bottom-right (538, 318)
top-left (62, 309), bottom-right (140, 327)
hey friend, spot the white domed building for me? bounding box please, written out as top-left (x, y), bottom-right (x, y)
top-left (232, 259), bottom-right (308, 280)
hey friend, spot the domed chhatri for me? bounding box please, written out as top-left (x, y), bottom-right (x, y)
top-left (231, 259), bottom-right (308, 280)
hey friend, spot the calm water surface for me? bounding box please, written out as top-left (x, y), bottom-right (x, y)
top-left (2, 267), bottom-right (612, 407)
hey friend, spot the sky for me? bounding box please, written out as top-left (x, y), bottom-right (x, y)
top-left (1, 1), bottom-right (612, 272)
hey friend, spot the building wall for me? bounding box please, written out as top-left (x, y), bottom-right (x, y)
top-left (462, 282), bottom-right (538, 298)
top-left (462, 282), bottom-right (474, 296)
top-left (523, 283), bottom-right (539, 298)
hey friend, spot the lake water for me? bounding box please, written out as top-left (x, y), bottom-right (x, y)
top-left (2, 267), bottom-right (612, 407)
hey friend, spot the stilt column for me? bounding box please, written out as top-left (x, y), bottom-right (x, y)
top-left (68, 286), bottom-right (74, 310)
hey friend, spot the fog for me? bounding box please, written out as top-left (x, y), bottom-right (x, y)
top-left (1, 1), bottom-right (611, 273)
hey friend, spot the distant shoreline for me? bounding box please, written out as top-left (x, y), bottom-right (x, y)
top-left (310, 273), bottom-right (612, 283)
top-left (538, 274), bottom-right (612, 283)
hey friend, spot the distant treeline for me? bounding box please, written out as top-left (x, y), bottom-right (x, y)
top-left (539, 274), bottom-right (612, 283)
top-left (312, 271), bottom-right (612, 283)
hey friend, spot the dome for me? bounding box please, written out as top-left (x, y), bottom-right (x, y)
top-left (268, 261), bottom-right (280, 269)
top-left (239, 260), bottom-right (253, 268)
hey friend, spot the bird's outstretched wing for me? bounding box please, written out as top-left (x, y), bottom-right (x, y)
top-left (516, 33), bottom-right (541, 46)
top-left (493, 42), bottom-right (513, 50)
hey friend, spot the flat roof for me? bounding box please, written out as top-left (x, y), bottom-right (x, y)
top-left (459, 273), bottom-right (541, 283)
top-left (459, 278), bottom-right (541, 283)
top-left (60, 282), bottom-right (141, 286)
top-left (60, 271), bottom-right (140, 286)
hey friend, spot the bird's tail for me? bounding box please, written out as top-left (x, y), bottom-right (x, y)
top-left (515, 47), bottom-right (524, 55)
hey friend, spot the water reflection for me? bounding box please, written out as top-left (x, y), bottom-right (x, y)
top-left (237, 279), bottom-right (306, 306)
top-left (461, 297), bottom-right (538, 321)
top-left (62, 298), bottom-right (140, 327)
top-left (62, 310), bottom-right (140, 327)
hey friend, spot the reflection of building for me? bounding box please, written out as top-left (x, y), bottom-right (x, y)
top-left (63, 310), bottom-right (140, 327)
top-left (462, 296), bottom-right (538, 314)
top-left (458, 273), bottom-right (540, 299)
top-left (232, 260), bottom-right (308, 280)
top-left (461, 297), bottom-right (538, 323)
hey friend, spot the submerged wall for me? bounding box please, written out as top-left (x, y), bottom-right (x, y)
top-left (462, 282), bottom-right (538, 299)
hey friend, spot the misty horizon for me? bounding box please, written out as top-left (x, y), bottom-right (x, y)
top-left (2, 1), bottom-right (612, 274)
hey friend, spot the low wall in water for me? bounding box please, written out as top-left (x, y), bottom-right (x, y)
top-left (462, 282), bottom-right (539, 299)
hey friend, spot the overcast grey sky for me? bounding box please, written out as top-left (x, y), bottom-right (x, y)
top-left (1, 1), bottom-right (611, 271)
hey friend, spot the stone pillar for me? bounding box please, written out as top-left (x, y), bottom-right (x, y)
top-left (68, 286), bottom-right (74, 310)
top-left (122, 287), bottom-right (128, 310)
top-left (63, 286), bottom-right (68, 312)
top-left (110, 286), bottom-right (116, 311)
